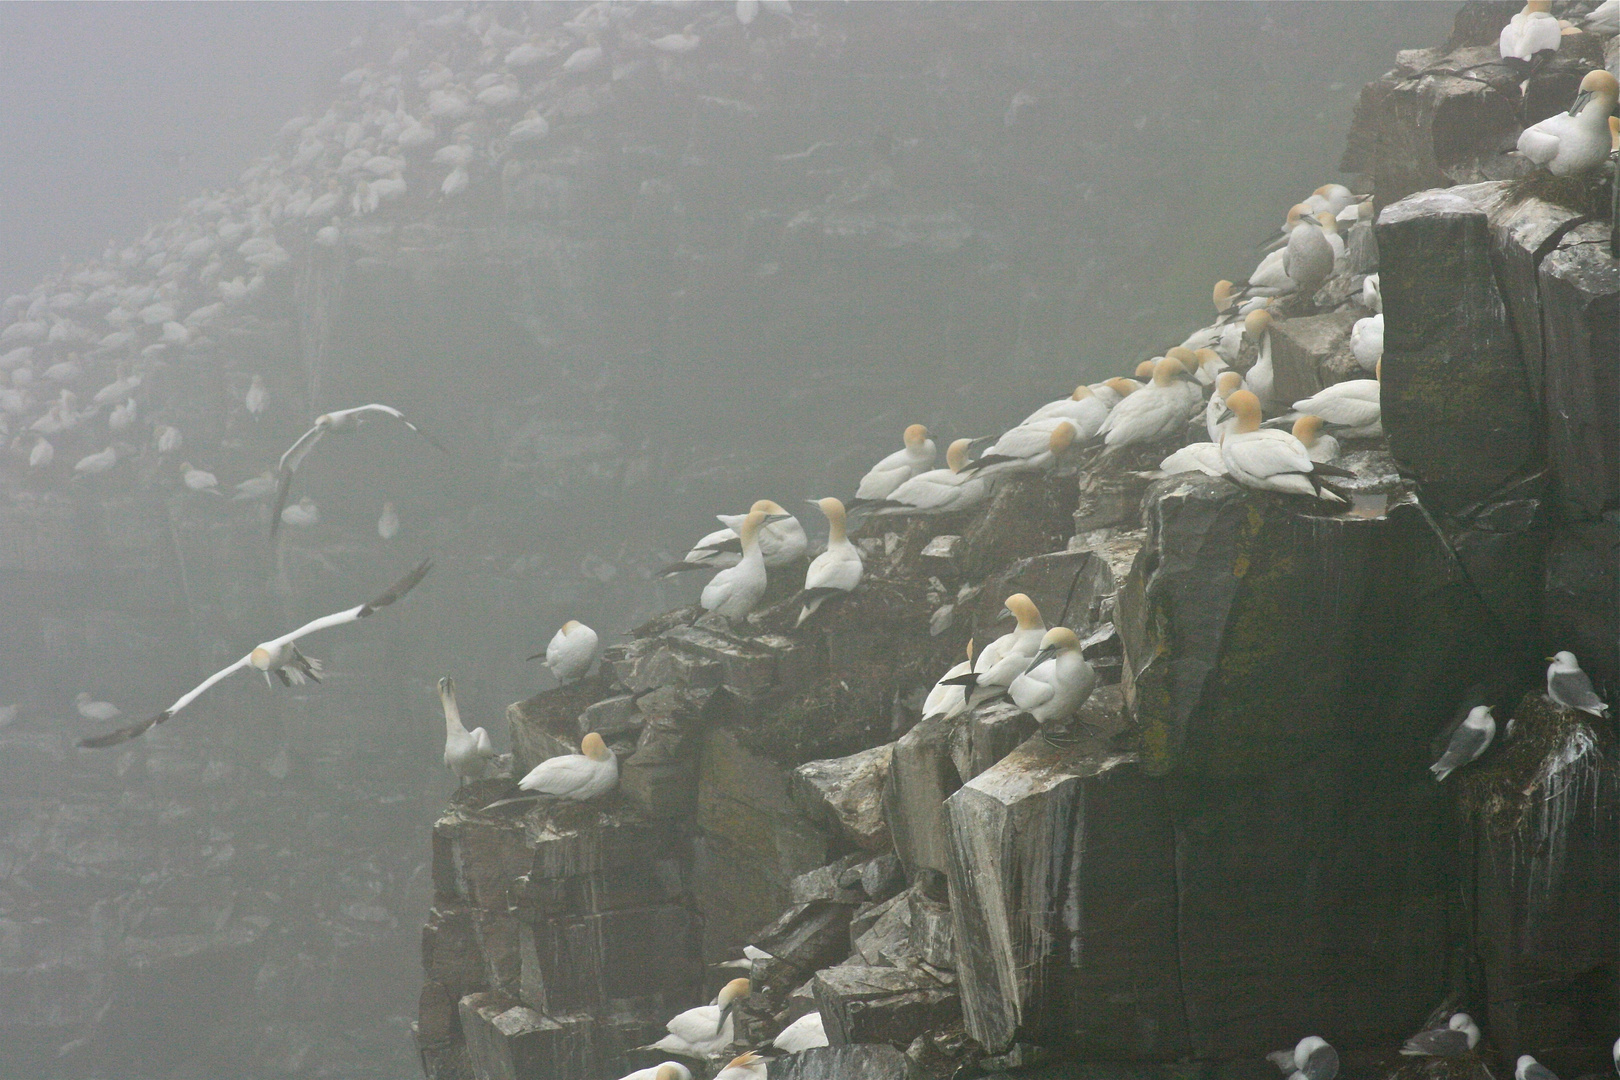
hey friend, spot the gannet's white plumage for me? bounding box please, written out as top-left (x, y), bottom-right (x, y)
top-left (855, 424), bottom-right (935, 501)
top-left (1500, 0), bottom-right (1563, 60)
top-left (1401, 1013), bottom-right (1480, 1057)
top-left (1207, 371), bottom-right (1245, 443)
top-left (969, 419), bottom-right (1077, 478)
top-left (245, 374), bottom-right (268, 417)
top-left (1517, 70), bottom-right (1620, 176)
top-left (713, 1052), bottom-right (767, 1080)
top-left (1290, 367), bottom-right (1381, 438)
top-left (75, 693), bottom-right (120, 722)
top-left (1303, 184), bottom-right (1358, 219)
top-left (667, 501), bottom-right (807, 574)
top-left (652, 978), bottom-right (749, 1056)
top-left (1351, 312), bottom-right (1383, 373)
top-left (1431, 705), bottom-right (1495, 781)
top-left (772, 1011), bottom-right (828, 1052)
top-left (1284, 211), bottom-right (1335, 300)
top-left (948, 593), bottom-right (1045, 707)
top-left (74, 446), bottom-right (117, 475)
top-left (1292, 415), bottom-right (1340, 463)
top-left (1098, 358), bottom-right (1199, 449)
top-left (1248, 205), bottom-right (1309, 295)
top-left (439, 676), bottom-right (496, 784)
top-left (1008, 627), bottom-right (1097, 724)
top-left (1517, 1055), bottom-right (1560, 1080)
top-left (1546, 651), bottom-right (1609, 717)
top-left (923, 639), bottom-right (974, 720)
top-left (1022, 384), bottom-right (1109, 439)
top-left (533, 620), bottom-right (599, 684)
top-left (270, 404), bottom-right (448, 535)
top-left (615, 1064), bottom-right (692, 1080)
top-left (795, 498), bottom-right (863, 627)
top-left (1581, 0), bottom-right (1618, 34)
top-left (1087, 376), bottom-right (1140, 409)
top-left (1361, 273), bottom-right (1382, 313)
top-left (1220, 391), bottom-right (1347, 501)
top-left (517, 732), bottom-right (618, 800)
top-left (280, 497), bottom-right (319, 528)
top-left (869, 439), bottom-right (988, 515)
top-left (180, 462), bottom-right (220, 494)
top-left (78, 559), bottom-right (432, 747)
top-left (1160, 441), bottom-right (1228, 477)
top-left (378, 501), bottom-right (400, 539)
top-left (1267, 1036), bottom-right (1340, 1080)
top-left (701, 507), bottom-right (775, 620)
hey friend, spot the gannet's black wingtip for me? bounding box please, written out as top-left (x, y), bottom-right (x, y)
top-left (78, 711), bottom-right (168, 749)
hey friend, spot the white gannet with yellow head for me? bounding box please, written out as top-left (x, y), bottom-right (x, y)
top-left (530, 620), bottom-right (598, 684)
top-left (438, 676), bottom-right (496, 784)
top-left (614, 1063), bottom-right (693, 1080)
top-left (1088, 376), bottom-right (1140, 409)
top-left (1242, 309), bottom-right (1276, 410)
top-left (78, 559), bottom-right (432, 748)
top-left (652, 977), bottom-right (750, 1056)
top-left (713, 1051), bottom-right (767, 1080)
top-left (1009, 626), bottom-right (1098, 724)
top-left (943, 593), bottom-right (1046, 708)
top-left (869, 439), bottom-right (988, 515)
top-left (700, 506), bottom-right (781, 621)
top-left (1160, 440), bottom-right (1228, 478)
top-left (1097, 357), bottom-right (1200, 450)
top-left (1022, 383), bottom-right (1110, 439)
top-left (854, 423), bottom-right (936, 501)
top-left (517, 732), bottom-right (618, 800)
top-left (1291, 415), bottom-right (1340, 463)
top-left (660, 499), bottom-right (805, 575)
top-left (1290, 362), bottom-right (1381, 438)
top-left (1248, 204), bottom-right (1310, 295)
top-left (1517, 69), bottom-right (1620, 176)
top-left (795, 498), bottom-right (863, 627)
top-left (967, 419), bottom-right (1077, 478)
top-left (922, 639), bottom-right (974, 720)
top-left (1164, 347), bottom-right (1205, 410)
top-left (1207, 370), bottom-right (1246, 443)
top-left (1500, 0), bottom-right (1562, 60)
top-left (1219, 391), bottom-right (1347, 502)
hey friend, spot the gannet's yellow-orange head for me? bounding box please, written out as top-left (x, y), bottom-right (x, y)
top-left (653, 1065), bottom-right (684, 1080)
top-left (965, 638), bottom-right (974, 662)
top-left (722, 1052), bottom-right (763, 1072)
top-left (718, 978), bottom-right (751, 1007)
top-left (1070, 384), bottom-right (1092, 401)
top-left (813, 496), bottom-right (847, 539)
top-left (1104, 377), bottom-right (1139, 398)
top-left (1048, 421), bottom-right (1077, 453)
top-left (1284, 202), bottom-right (1312, 227)
top-left (561, 619), bottom-right (582, 632)
top-left (249, 646), bottom-right (272, 671)
top-left (1032, 625), bottom-right (1082, 664)
top-left (750, 499), bottom-right (788, 516)
top-left (1225, 389), bottom-right (1264, 434)
top-left (738, 507), bottom-right (771, 545)
top-left (1316, 211), bottom-right (1339, 234)
top-left (1215, 370), bottom-right (1244, 399)
top-left (1572, 70), bottom-right (1619, 115)
top-left (903, 423), bottom-right (929, 448)
top-left (1004, 592), bottom-right (1043, 630)
top-left (1244, 309), bottom-right (1273, 341)
top-left (1166, 346), bottom-right (1197, 374)
top-left (1376, 356), bottom-right (1383, 381)
top-left (1524, 0), bottom-right (1551, 13)
top-left (1292, 414), bottom-right (1325, 447)
top-left (581, 732), bottom-right (612, 762)
top-left (1213, 279), bottom-right (1235, 313)
top-left (945, 438), bottom-right (972, 473)
top-left (1135, 359), bottom-right (1157, 379)
top-left (1611, 115), bottom-right (1620, 152)
top-left (1150, 356), bottom-right (1186, 387)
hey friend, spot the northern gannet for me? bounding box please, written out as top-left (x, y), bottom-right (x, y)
top-left (795, 498), bottom-right (863, 627)
top-left (1292, 415), bottom-right (1340, 463)
top-left (108, 398), bottom-right (137, 432)
top-left (1087, 376), bottom-right (1139, 408)
top-left (853, 424), bottom-right (935, 502)
top-left (438, 676), bottom-right (496, 784)
top-left (772, 1011), bottom-right (828, 1052)
top-left (280, 497), bottom-right (320, 528)
top-left (516, 732), bottom-right (619, 800)
top-left (1290, 366), bottom-right (1381, 438)
top-left (1208, 370), bottom-right (1245, 443)
top-left (1284, 211), bottom-right (1336, 300)
top-left (1248, 205), bottom-right (1308, 295)
top-left (700, 507), bottom-right (781, 621)
top-left (1160, 441), bottom-right (1227, 477)
top-left (28, 435), bottom-right (53, 468)
top-left (1517, 1056), bottom-right (1560, 1080)
top-left (378, 501), bottom-right (399, 539)
top-left (867, 439), bottom-right (988, 515)
top-left (74, 446), bottom-right (117, 475)
top-left (1517, 70), bottom-right (1620, 176)
top-left (78, 559), bottom-right (432, 747)
top-left (245, 375), bottom-right (268, 417)
top-left (1191, 346), bottom-right (1228, 387)
top-left (1431, 707), bottom-right (1496, 782)
top-left (270, 404), bottom-right (448, 535)
top-left (1581, 0), bottom-right (1618, 34)
top-left (1022, 384), bottom-right (1109, 439)
top-left (1243, 309), bottom-right (1276, 410)
top-left (1500, 0), bottom-right (1562, 60)
top-left (967, 419), bottom-right (1077, 478)
top-left (180, 462), bottom-right (221, 494)
top-left (652, 31), bottom-right (701, 54)
top-left (1097, 358), bottom-right (1199, 450)
top-left (1267, 1036), bottom-right (1339, 1080)
top-left (1401, 1014), bottom-right (1480, 1057)
top-left (1008, 627), bottom-right (1098, 724)
top-left (943, 593), bottom-right (1045, 707)
top-left (531, 620), bottom-right (599, 684)
top-left (1546, 651), bottom-right (1610, 716)
top-left (1361, 273), bottom-right (1382, 313)
top-left (234, 471), bottom-right (277, 501)
top-left (1219, 391), bottom-right (1350, 502)
top-left (562, 39), bottom-right (605, 75)
top-left (75, 693), bottom-right (120, 722)
top-left (663, 501), bottom-right (806, 574)
top-left (509, 110), bottom-right (550, 144)
top-left (1351, 312), bottom-right (1383, 373)
top-left (441, 167), bottom-right (470, 197)
top-left (652, 978), bottom-right (749, 1056)
top-left (714, 1052), bottom-right (767, 1080)
top-left (922, 640), bottom-right (973, 720)
top-left (1303, 184), bottom-right (1357, 218)
top-left (615, 1065), bottom-right (692, 1080)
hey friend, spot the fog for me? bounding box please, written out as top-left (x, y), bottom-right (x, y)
top-left (0, 3), bottom-right (1454, 1078)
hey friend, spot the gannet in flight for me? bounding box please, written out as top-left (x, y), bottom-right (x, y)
top-left (1401, 1013), bottom-right (1480, 1057)
top-left (78, 559), bottom-right (432, 747)
top-left (516, 732), bottom-right (618, 800)
top-left (794, 498), bottom-right (862, 627)
top-left (853, 424), bottom-right (935, 502)
top-left (270, 404), bottom-right (447, 535)
top-left (1517, 70), bottom-right (1620, 176)
top-left (652, 978), bottom-right (749, 1056)
top-left (530, 620), bottom-right (598, 684)
top-left (1268, 1036), bottom-right (1339, 1080)
top-left (438, 676), bottom-right (496, 784)
top-left (771, 1011), bottom-right (828, 1052)
top-left (1546, 651), bottom-right (1609, 717)
top-left (1220, 391), bottom-right (1352, 501)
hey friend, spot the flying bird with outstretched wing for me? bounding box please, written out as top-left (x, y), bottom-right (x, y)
top-left (269, 405), bottom-right (448, 536)
top-left (78, 559), bottom-right (433, 748)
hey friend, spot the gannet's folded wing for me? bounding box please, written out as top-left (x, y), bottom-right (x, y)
top-left (78, 654), bottom-right (253, 748)
top-left (265, 558), bottom-right (433, 649)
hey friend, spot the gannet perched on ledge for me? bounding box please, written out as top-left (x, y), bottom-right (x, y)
top-left (713, 1052), bottom-right (767, 1080)
top-left (772, 1011), bottom-right (828, 1052)
top-left (615, 1065), bottom-right (692, 1080)
top-left (78, 559), bottom-right (432, 747)
top-left (943, 593), bottom-right (1045, 707)
top-left (1516, 70), bottom-right (1620, 176)
top-left (853, 423), bottom-right (935, 502)
top-left (1220, 391), bottom-right (1352, 502)
top-left (866, 439), bottom-right (988, 516)
top-left (795, 498), bottom-right (863, 627)
top-left (701, 506), bottom-right (784, 621)
top-left (1009, 627), bottom-right (1097, 724)
top-left (652, 978), bottom-right (749, 1056)
top-left (517, 732), bottom-right (619, 800)
top-left (529, 620), bottom-right (598, 684)
top-left (438, 676), bottom-right (496, 784)
top-left (270, 404), bottom-right (448, 535)
top-left (1268, 1035), bottom-right (1339, 1080)
top-left (660, 500), bottom-right (805, 574)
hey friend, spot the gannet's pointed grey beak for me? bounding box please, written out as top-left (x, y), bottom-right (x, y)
top-left (1025, 645), bottom-right (1058, 673)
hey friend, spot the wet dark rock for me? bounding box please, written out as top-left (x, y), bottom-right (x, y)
top-left (1079, 622), bottom-right (1122, 686)
top-left (884, 712), bottom-right (963, 879)
top-left (905, 889), bottom-right (956, 971)
top-left (1543, 522), bottom-right (1619, 688)
top-left (577, 694), bottom-right (641, 742)
top-left (791, 853), bottom-right (868, 905)
top-left (750, 900), bottom-right (856, 987)
top-left (958, 473), bottom-right (1079, 581)
top-left (949, 701), bottom-right (1038, 786)
top-left (859, 853), bottom-right (906, 905)
top-left (1269, 310), bottom-right (1359, 401)
top-left (422, 904), bottom-right (488, 1008)
top-left (791, 744), bottom-right (895, 853)
top-left (813, 964), bottom-right (961, 1049)
top-left (457, 993), bottom-right (593, 1080)
top-left (852, 890), bottom-right (920, 968)
top-left (768, 1044), bottom-right (915, 1080)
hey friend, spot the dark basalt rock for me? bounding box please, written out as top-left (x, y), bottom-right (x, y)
top-left (457, 994), bottom-right (594, 1080)
top-left (813, 964), bottom-right (961, 1049)
top-left (884, 712), bottom-right (963, 879)
top-left (791, 744), bottom-right (895, 853)
top-left (751, 900), bottom-right (857, 988)
top-left (768, 1044), bottom-right (916, 1080)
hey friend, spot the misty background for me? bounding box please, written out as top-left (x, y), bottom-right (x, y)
top-left (0, 3), bottom-right (1454, 1078)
